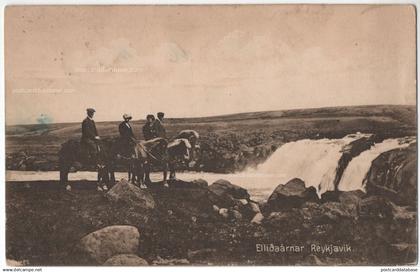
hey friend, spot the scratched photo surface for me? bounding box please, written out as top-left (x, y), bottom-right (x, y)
top-left (5, 5), bottom-right (417, 266)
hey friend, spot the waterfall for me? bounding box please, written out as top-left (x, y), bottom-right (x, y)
top-left (247, 133), bottom-right (366, 195)
top-left (337, 138), bottom-right (414, 192)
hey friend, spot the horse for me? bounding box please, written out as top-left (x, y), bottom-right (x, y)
top-left (58, 137), bottom-right (137, 191)
top-left (174, 130), bottom-right (200, 162)
top-left (127, 138), bottom-right (168, 187)
top-left (59, 138), bottom-right (112, 190)
top-left (166, 138), bottom-right (194, 180)
top-left (130, 130), bottom-right (200, 185)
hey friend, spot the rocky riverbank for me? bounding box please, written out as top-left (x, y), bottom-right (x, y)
top-left (6, 174), bottom-right (417, 266)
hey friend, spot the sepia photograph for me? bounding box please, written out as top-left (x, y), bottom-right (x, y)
top-left (4, 4), bottom-right (418, 267)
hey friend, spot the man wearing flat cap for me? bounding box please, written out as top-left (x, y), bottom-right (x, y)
top-left (119, 113), bottom-right (136, 156)
top-left (81, 108), bottom-right (100, 162)
top-left (153, 112), bottom-right (166, 139)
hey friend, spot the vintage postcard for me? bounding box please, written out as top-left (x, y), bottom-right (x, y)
top-left (4, 4), bottom-right (417, 267)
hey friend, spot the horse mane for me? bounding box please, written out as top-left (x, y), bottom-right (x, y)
top-left (176, 130), bottom-right (199, 139)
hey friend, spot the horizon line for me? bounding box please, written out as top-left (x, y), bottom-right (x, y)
top-left (6, 103), bottom-right (416, 127)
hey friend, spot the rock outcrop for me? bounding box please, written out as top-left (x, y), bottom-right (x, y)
top-left (332, 135), bottom-right (376, 189)
top-left (365, 143), bottom-right (416, 206)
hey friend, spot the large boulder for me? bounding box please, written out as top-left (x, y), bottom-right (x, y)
top-left (266, 178), bottom-right (319, 211)
top-left (106, 180), bottom-right (155, 210)
top-left (77, 225), bottom-right (140, 264)
top-left (191, 179), bottom-right (208, 188)
top-left (332, 135), bottom-right (376, 189)
top-left (365, 143), bottom-right (416, 206)
top-left (103, 254), bottom-right (148, 266)
top-left (209, 179), bottom-right (250, 200)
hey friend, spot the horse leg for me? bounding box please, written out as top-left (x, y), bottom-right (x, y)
top-left (163, 164), bottom-right (167, 181)
top-left (162, 161), bottom-right (168, 186)
top-left (128, 162), bottom-right (132, 182)
top-left (144, 162), bottom-right (151, 181)
top-left (169, 162), bottom-right (176, 180)
top-left (144, 161), bottom-right (152, 187)
top-left (59, 163), bottom-right (71, 190)
top-left (139, 162), bottom-right (145, 188)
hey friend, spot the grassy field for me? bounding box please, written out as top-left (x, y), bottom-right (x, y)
top-left (6, 104), bottom-right (417, 172)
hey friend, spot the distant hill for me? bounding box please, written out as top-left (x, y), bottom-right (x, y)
top-left (5, 104), bottom-right (416, 138)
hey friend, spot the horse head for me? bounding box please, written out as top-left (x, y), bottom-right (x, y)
top-left (168, 138), bottom-right (193, 162)
top-left (174, 130), bottom-right (200, 161)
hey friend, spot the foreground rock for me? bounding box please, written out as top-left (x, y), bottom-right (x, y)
top-left (103, 254), bottom-right (148, 266)
top-left (365, 142), bottom-right (416, 206)
top-left (106, 180), bottom-right (155, 210)
top-left (266, 178), bottom-right (318, 211)
top-left (209, 179), bottom-right (250, 201)
top-left (77, 225), bottom-right (140, 264)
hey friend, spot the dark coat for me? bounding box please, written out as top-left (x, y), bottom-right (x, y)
top-left (119, 121), bottom-right (135, 140)
top-left (142, 123), bottom-right (156, 141)
top-left (81, 117), bottom-right (98, 141)
top-left (153, 119), bottom-right (166, 138)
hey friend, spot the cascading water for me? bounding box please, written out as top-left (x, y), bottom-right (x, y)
top-left (246, 133), bottom-right (366, 195)
top-left (337, 138), bottom-right (415, 192)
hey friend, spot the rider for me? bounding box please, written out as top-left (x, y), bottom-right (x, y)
top-left (118, 113), bottom-right (136, 156)
top-left (153, 112), bottom-right (166, 139)
top-left (142, 114), bottom-right (156, 141)
top-left (81, 108), bottom-right (100, 163)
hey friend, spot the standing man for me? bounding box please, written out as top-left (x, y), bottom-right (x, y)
top-left (153, 112), bottom-right (166, 139)
top-left (142, 114), bottom-right (156, 141)
top-left (81, 108), bottom-right (100, 162)
top-left (119, 113), bottom-right (136, 155)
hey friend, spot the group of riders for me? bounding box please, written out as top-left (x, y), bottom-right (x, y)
top-left (81, 108), bottom-right (167, 161)
top-left (71, 108), bottom-right (198, 191)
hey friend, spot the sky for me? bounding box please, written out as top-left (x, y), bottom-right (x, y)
top-left (5, 5), bottom-right (416, 125)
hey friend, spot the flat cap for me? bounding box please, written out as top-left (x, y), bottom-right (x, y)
top-left (86, 108), bottom-right (96, 113)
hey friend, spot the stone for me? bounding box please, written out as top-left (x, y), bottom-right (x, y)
top-left (209, 179), bottom-right (250, 200)
top-left (251, 213), bottom-right (264, 224)
top-left (249, 201), bottom-right (261, 214)
top-left (319, 202), bottom-right (353, 222)
top-left (212, 205), bottom-right (220, 212)
top-left (219, 208), bottom-right (229, 218)
top-left (238, 199), bottom-right (248, 205)
top-left (267, 178), bottom-right (319, 211)
top-left (266, 209), bottom-right (304, 227)
top-left (103, 254), bottom-right (148, 266)
top-left (390, 202), bottom-right (416, 221)
top-left (187, 248), bottom-right (217, 261)
top-left (359, 195), bottom-right (393, 219)
top-left (106, 180), bottom-right (155, 210)
top-left (77, 225), bottom-right (140, 264)
top-left (191, 179), bottom-right (208, 188)
top-left (152, 256), bottom-right (190, 265)
top-left (231, 210), bottom-right (243, 220)
top-left (365, 143), bottom-right (416, 206)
